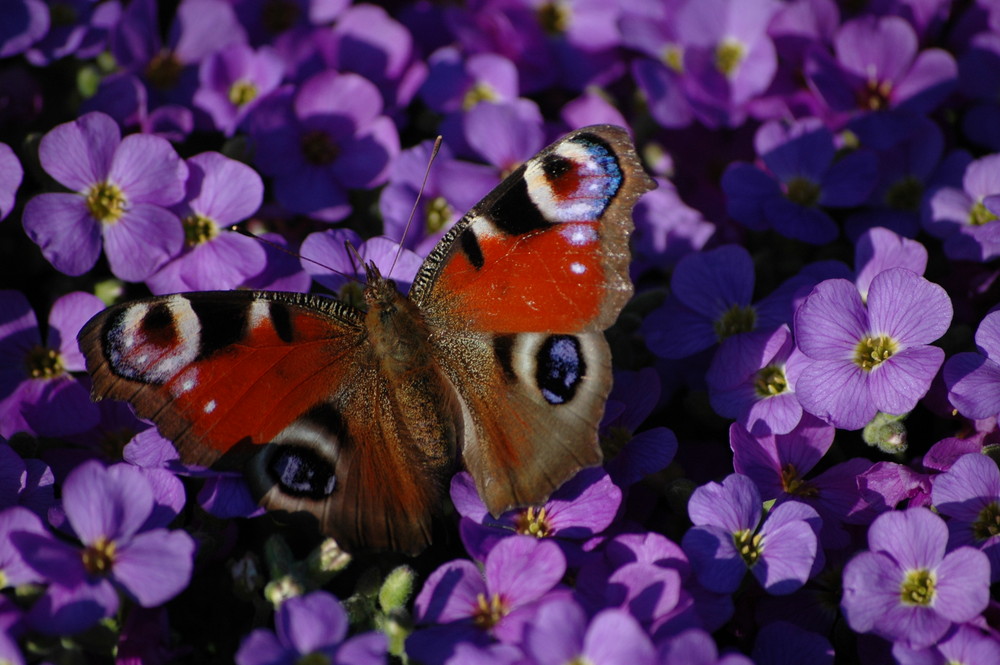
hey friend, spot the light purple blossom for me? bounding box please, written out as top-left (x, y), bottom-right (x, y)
top-left (659, 628), bottom-right (754, 665)
top-left (145, 151), bottom-right (267, 294)
top-left (944, 309), bottom-right (1000, 421)
top-left (522, 597), bottom-right (655, 665)
top-left (682, 474), bottom-right (822, 595)
top-left (0, 143), bottom-right (23, 222)
top-left (931, 453), bottom-right (1000, 581)
top-left (22, 111), bottom-right (188, 281)
top-left (193, 43), bottom-right (284, 136)
top-left (925, 153), bottom-right (1000, 262)
top-left (841, 507), bottom-right (990, 650)
top-left (0, 291), bottom-right (102, 438)
top-left (236, 591), bottom-right (386, 665)
top-left (14, 461), bottom-right (195, 635)
top-left (794, 268), bottom-right (952, 430)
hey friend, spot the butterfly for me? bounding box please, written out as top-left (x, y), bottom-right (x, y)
top-left (78, 125), bottom-right (655, 554)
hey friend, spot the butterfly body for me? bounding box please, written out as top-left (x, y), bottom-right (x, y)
top-left (79, 125), bottom-right (655, 553)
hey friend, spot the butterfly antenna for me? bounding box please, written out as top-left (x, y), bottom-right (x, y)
top-left (230, 225), bottom-right (358, 283)
top-left (387, 136), bottom-right (443, 279)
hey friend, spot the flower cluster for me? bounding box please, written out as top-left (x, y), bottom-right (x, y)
top-left (2, 0), bottom-right (1000, 663)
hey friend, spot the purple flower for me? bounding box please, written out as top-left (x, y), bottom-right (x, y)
top-left (193, 43), bottom-right (284, 136)
top-left (522, 597), bottom-right (655, 665)
top-left (249, 71), bottom-right (399, 222)
top-left (853, 226), bottom-right (928, 299)
top-left (793, 268), bottom-right (952, 430)
top-left (931, 453), bottom-right (1000, 581)
top-left (707, 325), bottom-right (809, 435)
top-left (421, 48), bottom-right (519, 114)
top-left (659, 628), bottom-right (754, 665)
top-left (893, 623), bottom-right (1000, 665)
top-left (841, 507), bottom-right (990, 650)
top-left (630, 178), bottom-right (714, 277)
top-left (236, 591), bottom-right (386, 665)
top-left (145, 152), bottom-right (267, 294)
top-left (460, 101), bottom-right (545, 174)
top-left (24, 0), bottom-right (120, 65)
top-left (15, 461), bottom-right (195, 635)
top-left (0, 507), bottom-right (48, 588)
top-left (299, 229), bottom-right (424, 298)
top-left (21, 111), bottom-right (187, 281)
top-left (671, 0), bottom-right (782, 128)
top-left (944, 309), bottom-right (1000, 421)
top-left (722, 118), bottom-right (877, 244)
top-left (805, 15), bottom-right (957, 115)
top-left (958, 32), bottom-right (1000, 150)
top-left (643, 245), bottom-right (789, 359)
top-left (0, 0), bottom-right (48, 58)
top-left (0, 143), bottom-right (23, 222)
top-left (83, 73), bottom-right (195, 141)
top-left (378, 139), bottom-right (497, 254)
top-left (0, 443), bottom-right (55, 516)
top-left (0, 291), bottom-right (102, 438)
top-left (450, 467), bottom-right (621, 564)
top-left (623, 1), bottom-right (693, 129)
top-left (730, 415), bottom-right (874, 547)
top-left (682, 474), bottom-right (821, 595)
top-left (925, 153), bottom-right (1000, 262)
top-left (411, 536), bottom-right (565, 660)
top-left (240, 231), bottom-right (312, 292)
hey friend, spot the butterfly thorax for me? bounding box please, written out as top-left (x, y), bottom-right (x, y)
top-left (363, 268), bottom-right (435, 371)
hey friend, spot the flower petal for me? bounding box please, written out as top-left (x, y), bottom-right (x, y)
top-left (22, 193), bottom-right (102, 276)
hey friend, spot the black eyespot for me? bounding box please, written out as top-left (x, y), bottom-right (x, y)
top-left (269, 446), bottom-right (336, 499)
top-left (536, 335), bottom-right (585, 405)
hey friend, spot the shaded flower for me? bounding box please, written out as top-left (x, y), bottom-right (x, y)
top-left (0, 143), bottom-right (23, 222)
top-left (682, 474), bottom-right (821, 595)
top-left (931, 453), bottom-right (1000, 581)
top-left (805, 14), bottom-right (957, 115)
top-left (249, 71), bottom-right (399, 222)
top-left (793, 268), bottom-right (952, 430)
top-left (299, 229), bottom-right (423, 300)
top-left (25, 0), bottom-right (120, 65)
top-left (0, 0), bottom-right (49, 58)
top-left (0, 507), bottom-right (48, 588)
top-left (236, 591), bottom-right (386, 665)
top-left (853, 226), bottom-right (927, 300)
top-left (15, 461), bottom-right (195, 635)
top-left (892, 623), bottom-right (1000, 665)
top-left (0, 290), bottom-right (102, 438)
top-left (21, 111), bottom-right (187, 281)
top-left (944, 309), bottom-right (1000, 421)
top-left (193, 43), bottom-right (284, 136)
top-left (841, 507), bottom-right (990, 650)
top-left (722, 118), bottom-right (877, 244)
top-left (925, 153), bottom-right (1000, 262)
top-left (451, 467), bottom-right (621, 564)
top-left (659, 627), bottom-right (754, 665)
top-left (750, 621), bottom-right (834, 665)
top-left (145, 151), bottom-right (267, 293)
top-left (522, 596), bottom-right (655, 665)
top-left (410, 536), bottom-right (565, 663)
top-left (730, 415), bottom-right (873, 547)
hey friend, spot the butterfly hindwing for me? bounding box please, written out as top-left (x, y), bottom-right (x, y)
top-left (412, 125), bottom-right (656, 514)
top-left (79, 290), bottom-right (453, 552)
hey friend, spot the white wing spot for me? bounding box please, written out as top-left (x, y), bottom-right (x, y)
top-left (204, 400), bottom-right (216, 414)
top-left (570, 262), bottom-right (587, 275)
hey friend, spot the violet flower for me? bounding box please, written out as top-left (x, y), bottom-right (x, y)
top-left (21, 111), bottom-right (188, 281)
top-left (522, 596), bottom-right (655, 665)
top-left (682, 474), bottom-right (822, 595)
top-left (944, 309), bottom-right (1000, 422)
top-left (0, 290), bottom-right (102, 438)
top-left (0, 143), bottom-right (23, 222)
top-left (925, 153), bottom-right (1000, 262)
top-left (931, 453), bottom-right (1000, 581)
top-left (236, 591), bottom-right (386, 665)
top-left (15, 461), bottom-right (195, 635)
top-left (841, 507), bottom-right (990, 650)
top-left (793, 268), bottom-right (952, 430)
top-left (193, 42), bottom-right (284, 137)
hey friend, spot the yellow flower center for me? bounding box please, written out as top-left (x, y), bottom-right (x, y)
top-left (754, 365), bottom-right (788, 397)
top-left (515, 506), bottom-right (552, 538)
top-left (228, 79), bottom-right (259, 107)
top-left (860, 78), bottom-right (893, 111)
top-left (973, 501), bottom-right (1000, 541)
top-left (884, 175), bottom-right (923, 211)
top-left (82, 536), bottom-right (117, 576)
top-left (463, 82), bottom-right (499, 111)
top-left (537, 2), bottom-right (570, 35)
top-left (714, 304), bottom-right (757, 341)
top-left (662, 45), bottom-right (684, 73)
top-left (26, 345), bottom-right (65, 379)
top-left (733, 528), bottom-right (762, 566)
top-left (715, 39), bottom-right (745, 76)
top-left (854, 334), bottom-right (898, 371)
top-left (424, 196), bottom-right (454, 233)
top-left (472, 592), bottom-right (509, 629)
top-left (183, 213), bottom-right (220, 247)
top-left (146, 51), bottom-right (183, 91)
top-left (780, 463), bottom-right (818, 497)
top-left (900, 568), bottom-right (935, 606)
top-left (969, 201), bottom-right (999, 227)
top-left (86, 181), bottom-right (127, 224)
top-left (261, 0), bottom-right (300, 34)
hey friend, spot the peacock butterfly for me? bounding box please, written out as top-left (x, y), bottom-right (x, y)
top-left (77, 125), bottom-right (655, 554)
